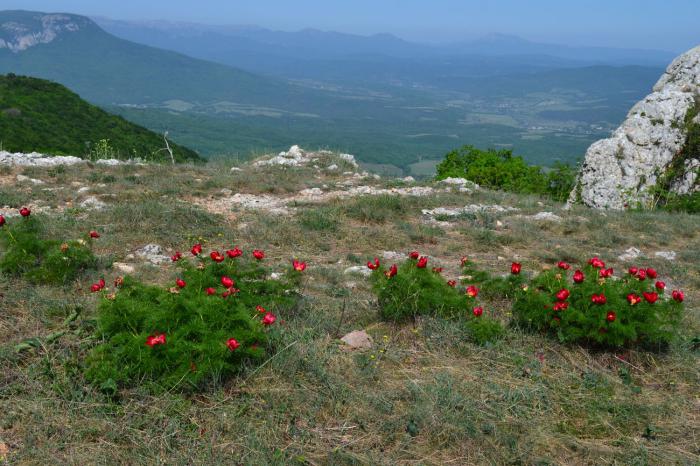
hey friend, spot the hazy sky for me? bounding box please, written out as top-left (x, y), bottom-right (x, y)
top-left (4, 0), bottom-right (699, 51)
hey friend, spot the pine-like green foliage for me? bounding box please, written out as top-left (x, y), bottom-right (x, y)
top-left (512, 262), bottom-right (684, 348)
top-left (0, 216), bottom-right (98, 284)
top-left (369, 256), bottom-right (503, 344)
top-left (85, 257), bottom-right (302, 393)
top-left (435, 145), bottom-right (577, 201)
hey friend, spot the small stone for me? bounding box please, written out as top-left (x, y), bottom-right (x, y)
top-left (135, 244), bottom-right (171, 265)
top-left (340, 330), bottom-right (373, 349)
top-left (654, 251), bottom-right (677, 261)
top-left (618, 247), bottom-right (643, 262)
top-left (531, 212), bottom-right (562, 222)
top-left (344, 266), bottom-right (372, 277)
top-left (112, 262), bottom-right (136, 274)
top-left (80, 196), bottom-right (107, 210)
top-left (327, 164), bottom-right (338, 171)
top-left (403, 176), bottom-right (415, 182)
top-left (230, 167), bottom-right (242, 172)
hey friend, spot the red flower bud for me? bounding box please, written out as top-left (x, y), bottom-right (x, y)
top-left (511, 262), bottom-right (522, 275)
top-left (226, 247), bottom-right (243, 258)
top-left (553, 301), bottom-right (569, 311)
top-left (253, 249), bottom-right (265, 260)
top-left (588, 257), bottom-right (605, 269)
top-left (89, 231), bottom-right (100, 238)
top-left (90, 283), bottom-right (102, 293)
top-left (176, 278), bottom-right (186, 289)
top-left (655, 281), bottom-right (665, 291)
top-left (642, 292), bottom-right (658, 304)
top-left (591, 294), bottom-right (607, 305)
top-left (472, 306), bottom-right (483, 317)
top-left (226, 338), bottom-right (240, 351)
top-left (416, 256), bottom-right (428, 268)
top-left (447, 280), bottom-right (457, 287)
top-left (191, 243), bottom-right (203, 256)
top-left (606, 311), bottom-right (616, 323)
top-left (636, 269), bottom-right (647, 280)
top-left (262, 312), bottom-right (276, 326)
top-left (0, 215), bottom-right (5, 227)
top-left (555, 289), bottom-right (570, 301)
top-left (573, 270), bottom-right (585, 283)
top-left (672, 290), bottom-right (684, 302)
top-left (557, 261), bottom-right (571, 270)
top-left (221, 276), bottom-right (234, 288)
top-left (19, 207), bottom-right (31, 217)
top-left (256, 305), bottom-right (267, 314)
top-left (599, 268), bottom-right (614, 278)
top-left (171, 251), bottom-right (183, 262)
top-left (628, 267), bottom-right (638, 275)
top-left (646, 268), bottom-right (658, 279)
top-left (409, 251), bottom-right (420, 260)
top-left (205, 287), bottom-right (217, 296)
top-left (466, 285), bottom-right (479, 298)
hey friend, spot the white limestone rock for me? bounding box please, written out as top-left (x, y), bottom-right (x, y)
top-left (571, 45), bottom-right (700, 209)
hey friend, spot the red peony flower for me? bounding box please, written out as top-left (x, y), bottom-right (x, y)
top-left (90, 283), bottom-right (102, 293)
top-left (89, 231), bottom-right (100, 238)
top-left (573, 270), bottom-right (585, 283)
top-left (646, 268), bottom-right (658, 279)
top-left (385, 264), bottom-right (398, 278)
top-left (466, 285), bottom-right (479, 298)
top-left (146, 333), bottom-right (166, 347)
top-left (460, 256), bottom-right (469, 266)
top-left (636, 269), bottom-right (647, 281)
top-left (599, 268), bottom-right (614, 278)
top-left (262, 312), bottom-right (276, 326)
top-left (416, 256), bottom-right (428, 268)
top-left (0, 215), bottom-right (5, 227)
top-left (226, 338), bottom-right (240, 351)
top-left (627, 293), bottom-right (641, 305)
top-left (256, 305), bottom-right (267, 314)
top-left (555, 289), bottom-right (570, 301)
top-left (292, 259), bottom-right (307, 272)
top-left (588, 257), bottom-right (605, 269)
top-left (176, 278), bottom-right (186, 288)
top-left (655, 281), bottom-right (666, 291)
top-left (511, 262), bottom-right (522, 275)
top-left (432, 267), bottom-right (443, 274)
top-left (367, 258), bottom-right (380, 270)
top-left (409, 251), bottom-right (420, 260)
top-left (253, 249), bottom-right (265, 260)
top-left (606, 311), bottom-right (616, 323)
top-left (672, 290), bottom-right (684, 302)
top-left (643, 291), bottom-right (658, 304)
top-left (447, 280), bottom-right (457, 287)
top-left (98, 278), bottom-right (105, 289)
top-left (205, 287), bottom-right (217, 296)
top-left (557, 261), bottom-right (571, 270)
top-left (591, 294), bottom-right (607, 305)
top-left (222, 288), bottom-right (240, 298)
top-left (209, 251), bottom-right (224, 263)
top-left (19, 207), bottom-right (31, 217)
top-left (553, 301), bottom-right (569, 311)
top-left (226, 247), bottom-right (243, 258)
top-left (171, 251), bottom-right (183, 262)
top-left (628, 267), bottom-right (638, 275)
top-left (221, 276), bottom-right (234, 288)
top-left (191, 243), bottom-right (203, 256)
top-left (472, 306), bottom-right (483, 317)
top-left (114, 276), bottom-right (124, 288)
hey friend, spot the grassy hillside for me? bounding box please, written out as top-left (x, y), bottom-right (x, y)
top-left (0, 74), bottom-right (200, 161)
top-left (0, 157), bottom-right (697, 464)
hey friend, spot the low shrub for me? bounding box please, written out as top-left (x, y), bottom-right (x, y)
top-left (368, 252), bottom-right (503, 345)
top-left (0, 210), bottom-right (99, 285)
top-left (512, 258), bottom-right (685, 348)
top-left (85, 248), bottom-right (305, 392)
top-left (435, 145), bottom-right (576, 201)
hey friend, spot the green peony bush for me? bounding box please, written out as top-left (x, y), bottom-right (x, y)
top-left (368, 252), bottom-right (503, 345)
top-left (0, 209), bottom-right (99, 285)
top-left (85, 247), bottom-right (305, 393)
top-left (512, 258), bottom-right (685, 348)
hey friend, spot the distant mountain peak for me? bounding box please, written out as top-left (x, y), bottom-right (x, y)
top-left (0, 11), bottom-right (90, 52)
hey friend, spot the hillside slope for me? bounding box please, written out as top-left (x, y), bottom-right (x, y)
top-left (0, 74), bottom-right (200, 161)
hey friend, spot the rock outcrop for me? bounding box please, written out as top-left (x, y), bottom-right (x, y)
top-left (0, 13), bottom-right (86, 52)
top-left (571, 45), bottom-right (700, 209)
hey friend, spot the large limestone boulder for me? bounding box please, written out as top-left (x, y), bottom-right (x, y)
top-left (571, 45), bottom-right (700, 209)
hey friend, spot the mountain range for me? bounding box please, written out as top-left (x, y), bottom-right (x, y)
top-left (0, 10), bottom-right (671, 174)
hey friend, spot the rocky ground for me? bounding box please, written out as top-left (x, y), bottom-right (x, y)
top-left (0, 147), bottom-right (698, 464)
